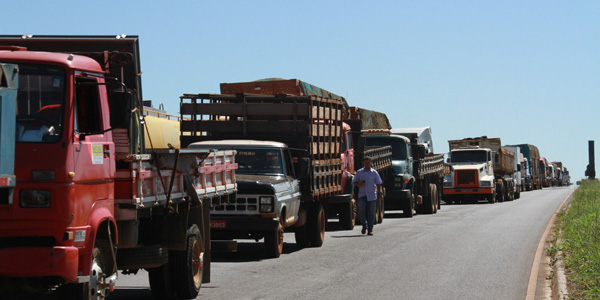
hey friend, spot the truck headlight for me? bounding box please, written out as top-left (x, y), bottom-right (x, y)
top-left (259, 196), bottom-right (274, 213)
top-left (480, 181), bottom-right (492, 188)
top-left (20, 190), bottom-right (51, 208)
top-left (443, 181), bottom-right (453, 188)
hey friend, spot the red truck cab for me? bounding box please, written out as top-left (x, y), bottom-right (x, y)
top-left (0, 48), bottom-right (118, 292)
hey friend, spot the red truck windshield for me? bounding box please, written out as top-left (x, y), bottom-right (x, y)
top-left (15, 64), bottom-right (65, 143)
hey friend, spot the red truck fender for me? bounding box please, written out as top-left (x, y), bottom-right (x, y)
top-left (78, 202), bottom-right (118, 276)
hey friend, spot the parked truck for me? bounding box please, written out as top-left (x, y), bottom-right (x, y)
top-left (345, 107), bottom-right (393, 224)
top-left (514, 144), bottom-right (542, 190)
top-left (361, 127), bottom-right (444, 217)
top-left (503, 145), bottom-right (522, 199)
top-left (181, 79), bottom-right (346, 256)
top-left (444, 137), bottom-right (516, 204)
top-left (0, 35), bottom-right (238, 299)
top-left (540, 157), bottom-right (551, 187)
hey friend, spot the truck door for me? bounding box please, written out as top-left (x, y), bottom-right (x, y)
top-left (71, 75), bottom-right (114, 222)
top-left (284, 149), bottom-right (301, 222)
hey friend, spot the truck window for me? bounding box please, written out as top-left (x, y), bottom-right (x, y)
top-left (450, 150), bottom-right (488, 163)
top-left (365, 137), bottom-right (407, 159)
top-left (284, 150), bottom-right (295, 177)
top-left (15, 64), bottom-right (65, 143)
top-left (236, 149), bottom-right (284, 175)
top-left (74, 77), bottom-right (103, 134)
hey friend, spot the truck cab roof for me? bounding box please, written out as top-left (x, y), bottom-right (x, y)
top-left (391, 127), bottom-right (433, 154)
top-left (189, 140), bottom-right (288, 149)
top-left (0, 50), bottom-right (102, 73)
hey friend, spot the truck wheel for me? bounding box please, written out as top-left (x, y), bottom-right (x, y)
top-left (488, 193), bottom-right (496, 203)
top-left (308, 203), bottom-right (325, 247)
top-left (420, 184), bottom-right (436, 214)
top-left (64, 243), bottom-right (111, 300)
top-left (339, 199), bottom-right (356, 230)
top-left (265, 220), bottom-right (284, 258)
top-left (170, 224), bottom-right (203, 299)
top-left (294, 224), bottom-right (309, 249)
top-left (403, 194), bottom-right (415, 218)
top-left (148, 263), bottom-right (175, 299)
top-left (375, 199), bottom-right (381, 224)
top-left (377, 196), bottom-right (384, 224)
top-left (432, 185), bottom-right (438, 214)
top-left (496, 182), bottom-right (504, 203)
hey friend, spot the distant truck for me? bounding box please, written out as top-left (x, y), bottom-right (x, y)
top-left (540, 157), bottom-right (551, 187)
top-left (444, 137), bottom-right (516, 203)
top-left (363, 127), bottom-right (444, 217)
top-left (503, 145), bottom-right (523, 199)
top-left (0, 35), bottom-right (238, 299)
top-left (514, 144), bottom-right (543, 190)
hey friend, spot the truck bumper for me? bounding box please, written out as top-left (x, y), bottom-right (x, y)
top-left (210, 216), bottom-right (279, 232)
top-left (443, 188), bottom-right (494, 195)
top-left (0, 246), bottom-right (79, 282)
top-left (384, 189), bottom-right (411, 210)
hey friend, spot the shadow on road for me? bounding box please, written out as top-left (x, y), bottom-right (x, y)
top-left (212, 241), bottom-right (301, 263)
top-left (107, 287), bottom-right (152, 300)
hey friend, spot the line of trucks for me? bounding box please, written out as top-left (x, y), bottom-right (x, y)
top-left (443, 137), bottom-right (570, 204)
top-left (0, 35), bottom-right (569, 299)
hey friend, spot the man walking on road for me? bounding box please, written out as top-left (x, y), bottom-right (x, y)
top-left (354, 157), bottom-right (383, 235)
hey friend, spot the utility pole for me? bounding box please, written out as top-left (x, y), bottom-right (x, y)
top-left (585, 140), bottom-right (595, 180)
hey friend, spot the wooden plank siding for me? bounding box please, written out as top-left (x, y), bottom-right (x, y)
top-left (180, 93), bottom-right (345, 201)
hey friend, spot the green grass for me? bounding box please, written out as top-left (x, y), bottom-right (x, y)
top-left (556, 180), bottom-right (600, 299)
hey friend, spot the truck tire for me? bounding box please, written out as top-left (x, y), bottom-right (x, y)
top-left (294, 224), bottom-right (309, 249)
top-left (339, 199), bottom-right (356, 230)
top-left (488, 193), bottom-right (496, 203)
top-left (264, 221), bottom-right (284, 258)
top-left (375, 199), bottom-right (380, 224)
top-left (403, 194), bottom-right (415, 218)
top-left (420, 184), bottom-right (436, 214)
top-left (148, 263), bottom-right (175, 299)
top-left (377, 196), bottom-right (384, 224)
top-left (63, 242), bottom-right (111, 300)
top-left (117, 245), bottom-right (169, 270)
top-left (437, 185), bottom-right (442, 210)
top-left (308, 203), bottom-right (326, 247)
top-left (496, 181), bottom-right (505, 203)
top-left (170, 224), bottom-right (203, 299)
top-left (432, 185), bottom-right (438, 214)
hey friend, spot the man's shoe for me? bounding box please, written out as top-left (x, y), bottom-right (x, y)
top-left (361, 227), bottom-right (367, 234)
top-left (367, 232), bottom-right (374, 236)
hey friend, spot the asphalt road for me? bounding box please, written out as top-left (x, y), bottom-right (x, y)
top-left (107, 186), bottom-right (573, 300)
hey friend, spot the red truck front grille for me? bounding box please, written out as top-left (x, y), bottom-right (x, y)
top-left (455, 169), bottom-right (479, 187)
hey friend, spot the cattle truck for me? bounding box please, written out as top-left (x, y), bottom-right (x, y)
top-left (0, 35), bottom-right (238, 299)
top-left (444, 137), bottom-right (516, 203)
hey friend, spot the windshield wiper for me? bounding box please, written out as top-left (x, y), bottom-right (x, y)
top-left (237, 161), bottom-right (259, 175)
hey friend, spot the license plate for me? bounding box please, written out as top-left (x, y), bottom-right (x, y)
top-left (210, 220), bottom-right (227, 229)
top-left (460, 189), bottom-right (473, 193)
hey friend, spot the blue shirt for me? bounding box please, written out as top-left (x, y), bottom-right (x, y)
top-left (353, 167), bottom-right (383, 201)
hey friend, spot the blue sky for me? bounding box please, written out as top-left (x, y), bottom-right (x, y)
top-left (4, 1), bottom-right (599, 181)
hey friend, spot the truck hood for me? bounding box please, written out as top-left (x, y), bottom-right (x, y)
top-left (236, 174), bottom-right (290, 194)
top-left (391, 159), bottom-right (408, 175)
top-left (451, 163), bottom-right (487, 171)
